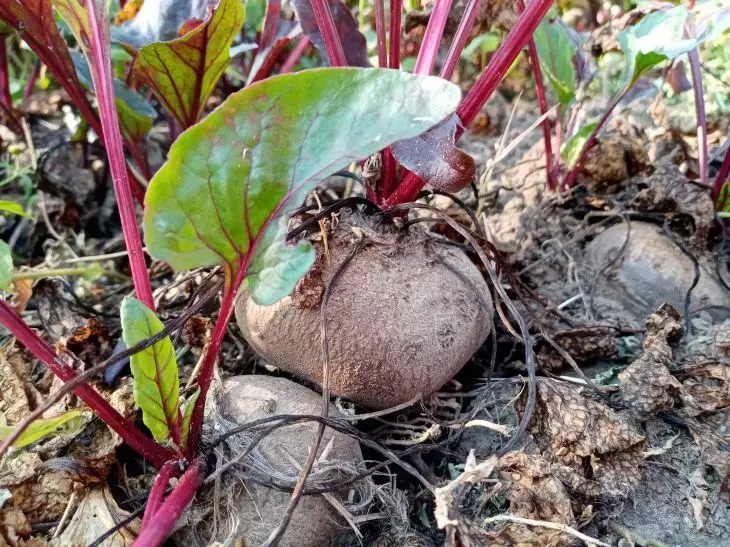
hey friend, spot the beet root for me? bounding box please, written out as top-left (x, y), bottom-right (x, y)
top-left (236, 213), bottom-right (494, 409)
top-left (176, 375), bottom-right (363, 546)
top-left (586, 221), bottom-right (730, 322)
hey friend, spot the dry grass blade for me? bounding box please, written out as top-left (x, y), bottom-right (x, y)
top-left (482, 515), bottom-right (610, 547)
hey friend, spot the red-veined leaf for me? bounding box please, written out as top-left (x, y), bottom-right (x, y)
top-left (0, 0), bottom-right (100, 135)
top-left (144, 68), bottom-right (460, 305)
top-left (131, 0), bottom-right (244, 128)
top-left (120, 297), bottom-right (180, 443)
top-left (391, 114), bottom-right (477, 193)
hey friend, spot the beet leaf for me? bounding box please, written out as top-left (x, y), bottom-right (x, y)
top-left (71, 51), bottom-right (156, 142)
top-left (111, 0), bottom-right (211, 50)
top-left (121, 297), bottom-right (180, 444)
top-left (533, 17), bottom-right (576, 108)
top-left (145, 68), bottom-right (460, 303)
top-left (291, 0), bottom-right (369, 67)
top-left (179, 388), bottom-right (200, 450)
top-left (561, 121), bottom-right (596, 168)
top-left (0, 409), bottom-right (88, 448)
top-left (132, 0), bottom-right (244, 129)
top-left (391, 115), bottom-right (476, 193)
top-left (0, 0), bottom-right (100, 135)
top-left (0, 240), bottom-right (11, 291)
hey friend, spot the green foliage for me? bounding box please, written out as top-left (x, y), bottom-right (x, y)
top-left (0, 200), bottom-right (27, 217)
top-left (533, 18), bottom-right (576, 107)
top-left (120, 297), bottom-right (179, 442)
top-left (245, 0), bottom-right (266, 32)
top-left (71, 51), bottom-right (156, 142)
top-left (561, 122), bottom-right (597, 168)
top-left (461, 33), bottom-right (501, 67)
top-left (617, 8), bottom-right (686, 89)
top-left (0, 241), bottom-right (12, 292)
top-left (179, 388), bottom-right (200, 449)
top-left (0, 409), bottom-right (89, 448)
top-left (132, 0), bottom-right (245, 128)
top-left (144, 68), bottom-right (461, 305)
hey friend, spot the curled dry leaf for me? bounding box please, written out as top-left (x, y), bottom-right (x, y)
top-left (530, 380), bottom-right (645, 495)
top-left (536, 327), bottom-right (617, 372)
top-left (678, 362), bottom-right (730, 416)
top-left (618, 304), bottom-right (683, 418)
top-left (492, 451), bottom-right (577, 547)
top-left (0, 506), bottom-right (32, 546)
top-left (52, 486), bottom-right (138, 546)
top-left (391, 114), bottom-right (477, 193)
top-left (685, 408), bottom-right (730, 490)
top-left (0, 451), bottom-right (75, 524)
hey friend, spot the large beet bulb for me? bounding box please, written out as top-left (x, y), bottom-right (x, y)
top-left (236, 212), bottom-right (494, 409)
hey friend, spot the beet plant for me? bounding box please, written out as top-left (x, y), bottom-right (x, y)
top-left (1, 0), bottom-right (654, 543)
top-left (526, 2), bottom-right (730, 192)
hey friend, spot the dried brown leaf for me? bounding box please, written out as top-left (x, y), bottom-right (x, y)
top-left (532, 380), bottom-right (645, 495)
top-left (0, 507), bottom-right (32, 546)
top-left (619, 305), bottom-right (683, 418)
top-left (494, 452), bottom-right (578, 546)
top-left (536, 327), bottom-right (617, 372)
top-left (52, 487), bottom-right (138, 546)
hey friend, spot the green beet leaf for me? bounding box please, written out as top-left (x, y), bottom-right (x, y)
top-left (0, 409), bottom-right (89, 448)
top-left (144, 68), bottom-right (461, 305)
top-left (120, 297), bottom-right (179, 442)
top-left (561, 122), bottom-right (597, 168)
top-left (533, 18), bottom-right (576, 107)
top-left (71, 51), bottom-right (156, 142)
top-left (0, 241), bottom-right (12, 292)
top-left (179, 388), bottom-right (200, 450)
top-left (0, 201), bottom-right (28, 218)
top-left (132, 0), bottom-right (245, 128)
top-left (616, 6), bottom-right (694, 90)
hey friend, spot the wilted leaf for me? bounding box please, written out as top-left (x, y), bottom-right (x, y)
top-left (132, 0), bottom-right (244, 128)
top-left (531, 380), bottom-right (645, 495)
top-left (291, 0), bottom-right (369, 67)
top-left (0, 410), bottom-right (88, 448)
top-left (53, 486), bottom-right (139, 546)
top-left (71, 51), bottom-right (156, 142)
top-left (0, 201), bottom-right (27, 218)
top-left (561, 122), bottom-right (597, 168)
top-left (533, 17), bottom-right (577, 107)
top-left (179, 388), bottom-right (200, 449)
top-left (111, 0), bottom-right (211, 50)
top-left (391, 114), bottom-right (477, 193)
top-left (144, 68), bottom-right (460, 305)
top-left (120, 297), bottom-right (179, 442)
top-left (0, 241), bottom-right (11, 292)
top-left (618, 304), bottom-right (683, 418)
